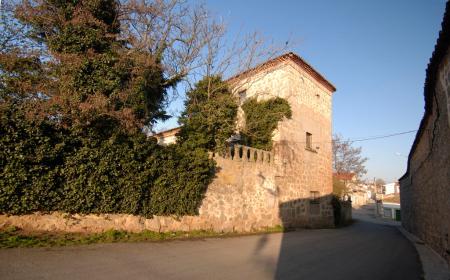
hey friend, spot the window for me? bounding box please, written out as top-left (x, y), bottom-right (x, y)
top-left (306, 132), bottom-right (312, 150)
top-left (239, 90), bottom-right (247, 105)
top-left (310, 191), bottom-right (320, 214)
top-left (310, 191), bottom-right (320, 202)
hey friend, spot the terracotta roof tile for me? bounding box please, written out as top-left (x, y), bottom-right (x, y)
top-left (227, 52), bottom-right (336, 93)
top-left (333, 173), bottom-right (356, 180)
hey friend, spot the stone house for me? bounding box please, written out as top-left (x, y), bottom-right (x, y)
top-left (399, 2), bottom-right (450, 265)
top-left (226, 52), bottom-right (336, 228)
top-left (154, 52), bottom-right (338, 230)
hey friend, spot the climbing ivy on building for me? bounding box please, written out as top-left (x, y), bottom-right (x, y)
top-left (241, 97), bottom-right (292, 150)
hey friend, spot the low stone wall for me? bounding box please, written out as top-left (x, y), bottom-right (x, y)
top-left (0, 149), bottom-right (334, 233)
top-left (0, 212), bottom-right (200, 233)
top-left (278, 196), bottom-right (334, 229)
top-left (340, 201), bottom-right (352, 225)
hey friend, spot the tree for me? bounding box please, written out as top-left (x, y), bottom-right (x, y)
top-left (7, 0), bottom-right (176, 132)
top-left (332, 134), bottom-right (368, 179)
top-left (0, 0), bottom-right (217, 217)
top-left (333, 177), bottom-right (348, 198)
top-left (2, 0), bottom-right (291, 134)
top-left (177, 76), bottom-right (238, 151)
top-left (375, 178), bottom-right (386, 186)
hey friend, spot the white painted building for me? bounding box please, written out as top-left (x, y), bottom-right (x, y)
top-left (382, 203), bottom-right (401, 221)
top-left (383, 182), bottom-right (400, 195)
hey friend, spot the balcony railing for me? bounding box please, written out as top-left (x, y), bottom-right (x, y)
top-left (212, 144), bottom-right (273, 164)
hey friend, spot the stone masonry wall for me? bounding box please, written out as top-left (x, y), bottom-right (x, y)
top-left (400, 47), bottom-right (450, 265)
top-left (232, 60), bottom-right (334, 228)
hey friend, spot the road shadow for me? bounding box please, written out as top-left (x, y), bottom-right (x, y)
top-left (268, 196), bottom-right (422, 280)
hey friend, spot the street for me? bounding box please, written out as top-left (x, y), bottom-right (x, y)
top-left (0, 220), bottom-right (422, 280)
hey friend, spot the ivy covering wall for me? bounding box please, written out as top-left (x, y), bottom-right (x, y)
top-left (0, 108), bottom-right (214, 216)
top-left (241, 97), bottom-right (292, 150)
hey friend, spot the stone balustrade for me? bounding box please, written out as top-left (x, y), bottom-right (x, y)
top-left (212, 144), bottom-right (274, 164)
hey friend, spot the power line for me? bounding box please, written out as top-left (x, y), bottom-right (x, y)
top-left (344, 130), bottom-right (418, 143)
top-left (285, 129), bottom-right (418, 144)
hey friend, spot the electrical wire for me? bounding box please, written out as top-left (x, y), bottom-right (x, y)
top-left (285, 129), bottom-right (418, 144)
top-left (342, 130), bottom-right (418, 143)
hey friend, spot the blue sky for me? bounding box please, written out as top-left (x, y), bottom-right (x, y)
top-left (157, 0), bottom-right (446, 183)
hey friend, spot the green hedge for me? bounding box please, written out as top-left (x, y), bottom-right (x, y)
top-left (0, 109), bottom-right (214, 216)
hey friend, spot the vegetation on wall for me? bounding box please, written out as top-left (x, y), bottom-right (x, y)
top-left (241, 97), bottom-right (292, 150)
top-left (0, 107), bottom-right (214, 216)
top-left (177, 76), bottom-right (238, 151)
top-left (0, 0), bottom-right (214, 217)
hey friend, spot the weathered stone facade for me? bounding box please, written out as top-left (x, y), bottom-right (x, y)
top-left (400, 3), bottom-right (450, 265)
top-left (0, 53), bottom-right (337, 233)
top-left (229, 53), bottom-right (335, 228)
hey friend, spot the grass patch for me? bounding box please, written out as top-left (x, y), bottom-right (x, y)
top-left (0, 225), bottom-right (285, 248)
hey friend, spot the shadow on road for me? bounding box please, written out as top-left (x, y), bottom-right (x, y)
top-left (249, 198), bottom-right (423, 280)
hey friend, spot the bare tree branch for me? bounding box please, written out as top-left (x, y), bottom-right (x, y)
top-left (332, 134), bottom-right (368, 179)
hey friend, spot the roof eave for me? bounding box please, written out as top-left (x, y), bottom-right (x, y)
top-left (226, 52), bottom-right (336, 93)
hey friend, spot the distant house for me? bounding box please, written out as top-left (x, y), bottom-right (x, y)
top-left (383, 182), bottom-right (400, 195)
top-left (399, 2), bottom-right (450, 266)
top-left (333, 172), bottom-right (356, 184)
top-left (333, 173), bottom-right (371, 206)
top-left (152, 127), bottom-right (180, 146)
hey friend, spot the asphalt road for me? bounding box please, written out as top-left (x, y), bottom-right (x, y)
top-left (0, 220), bottom-right (422, 280)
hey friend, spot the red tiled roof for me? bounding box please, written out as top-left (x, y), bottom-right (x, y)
top-left (227, 52), bottom-right (336, 93)
top-left (153, 126), bottom-right (181, 137)
top-left (333, 173), bottom-right (356, 181)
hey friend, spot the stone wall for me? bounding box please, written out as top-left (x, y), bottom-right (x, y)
top-left (0, 148), bottom-right (333, 233)
top-left (400, 45), bottom-right (450, 265)
top-left (340, 201), bottom-right (353, 226)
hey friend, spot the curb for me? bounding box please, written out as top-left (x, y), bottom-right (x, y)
top-left (397, 226), bottom-right (450, 280)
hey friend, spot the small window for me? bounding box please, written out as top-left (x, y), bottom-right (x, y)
top-left (310, 191), bottom-right (320, 204)
top-left (239, 90), bottom-right (247, 105)
top-left (306, 132), bottom-right (312, 149)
